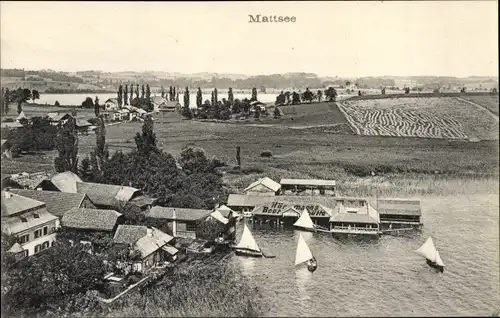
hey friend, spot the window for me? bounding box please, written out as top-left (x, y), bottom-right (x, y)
top-left (23, 250), bottom-right (29, 257)
top-left (186, 222), bottom-right (197, 232)
top-left (20, 217), bottom-right (28, 223)
top-left (18, 234), bottom-right (29, 244)
top-left (33, 213), bottom-right (40, 219)
top-left (42, 241), bottom-right (50, 250)
top-left (51, 241), bottom-right (55, 247)
top-left (43, 226), bottom-right (48, 235)
top-left (34, 229), bottom-right (42, 239)
top-left (34, 244), bottom-right (42, 253)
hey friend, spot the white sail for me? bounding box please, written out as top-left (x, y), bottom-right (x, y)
top-left (294, 208), bottom-right (315, 230)
top-left (415, 237), bottom-right (437, 262)
top-left (235, 224), bottom-right (260, 252)
top-left (295, 233), bottom-right (314, 265)
top-left (435, 250), bottom-right (445, 267)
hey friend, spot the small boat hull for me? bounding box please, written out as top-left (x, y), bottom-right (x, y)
top-left (234, 248), bottom-right (263, 258)
top-left (426, 258), bottom-right (444, 273)
top-left (307, 263), bottom-right (317, 272)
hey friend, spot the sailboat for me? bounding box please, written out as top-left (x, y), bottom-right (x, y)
top-left (294, 208), bottom-right (316, 232)
top-left (295, 233), bottom-right (317, 272)
top-left (233, 223), bottom-right (263, 257)
top-left (294, 208), bottom-right (330, 233)
top-left (415, 236), bottom-right (445, 273)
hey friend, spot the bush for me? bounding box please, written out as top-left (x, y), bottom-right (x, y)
top-left (260, 150), bottom-right (273, 158)
top-left (54, 101), bottom-right (60, 106)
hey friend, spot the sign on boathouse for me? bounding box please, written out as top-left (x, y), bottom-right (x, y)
top-left (254, 202), bottom-right (331, 218)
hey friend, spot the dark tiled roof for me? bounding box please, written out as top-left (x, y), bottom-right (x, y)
top-left (62, 207), bottom-right (122, 231)
top-left (147, 207), bottom-right (212, 221)
top-left (76, 182), bottom-right (139, 207)
top-left (9, 189), bottom-right (89, 217)
top-left (113, 224), bottom-right (148, 245)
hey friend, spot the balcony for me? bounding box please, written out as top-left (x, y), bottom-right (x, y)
top-left (331, 226), bottom-right (380, 235)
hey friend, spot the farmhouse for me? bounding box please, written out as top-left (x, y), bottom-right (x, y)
top-left (157, 99), bottom-right (181, 113)
top-left (243, 177), bottom-right (281, 196)
top-left (329, 204), bottom-right (380, 236)
top-left (6, 172), bottom-right (51, 190)
top-left (147, 207), bottom-right (212, 239)
top-left (104, 98), bottom-right (119, 111)
top-left (1, 190), bottom-right (59, 256)
top-left (376, 198), bottom-right (422, 230)
top-left (41, 171), bottom-right (82, 193)
top-left (280, 178), bottom-right (336, 196)
top-left (75, 181), bottom-right (147, 209)
top-left (113, 225), bottom-right (177, 273)
top-left (75, 119), bottom-right (92, 134)
top-left (61, 207), bottom-right (123, 235)
top-left (8, 189), bottom-right (95, 218)
top-left (46, 112), bottom-right (73, 126)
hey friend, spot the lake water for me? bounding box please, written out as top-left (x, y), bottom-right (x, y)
top-left (36, 92), bottom-right (354, 107)
top-left (227, 194), bottom-right (499, 317)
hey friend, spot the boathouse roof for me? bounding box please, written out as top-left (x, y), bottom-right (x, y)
top-left (147, 207), bottom-right (212, 221)
top-left (280, 178), bottom-right (336, 187)
top-left (377, 198), bottom-right (422, 216)
top-left (330, 212), bottom-right (378, 224)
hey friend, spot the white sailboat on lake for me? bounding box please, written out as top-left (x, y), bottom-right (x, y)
top-left (415, 236), bottom-right (445, 273)
top-left (233, 223), bottom-right (263, 257)
top-left (295, 233), bottom-right (317, 272)
top-left (293, 208), bottom-right (331, 233)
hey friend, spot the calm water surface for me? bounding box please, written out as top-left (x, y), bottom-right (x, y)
top-left (227, 194), bottom-right (499, 317)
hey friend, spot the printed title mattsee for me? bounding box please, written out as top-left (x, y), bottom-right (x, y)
top-left (248, 15), bottom-right (297, 23)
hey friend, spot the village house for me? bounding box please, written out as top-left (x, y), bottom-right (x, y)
top-left (279, 178), bottom-right (336, 196)
top-left (46, 112), bottom-right (74, 126)
top-left (205, 205), bottom-right (237, 241)
top-left (9, 189), bottom-right (95, 218)
top-left (243, 177), bottom-right (281, 196)
top-left (39, 171), bottom-right (82, 193)
top-left (376, 198), bottom-right (423, 230)
top-left (6, 172), bottom-right (51, 190)
top-left (329, 203), bottom-right (380, 236)
top-left (1, 190), bottom-right (59, 256)
top-left (146, 207), bottom-right (212, 239)
top-left (75, 181), bottom-right (155, 210)
top-left (155, 98), bottom-right (181, 113)
top-left (61, 207), bottom-right (123, 237)
top-left (112, 225), bottom-right (177, 274)
top-left (75, 119), bottom-right (92, 135)
top-left (104, 98), bottom-right (119, 111)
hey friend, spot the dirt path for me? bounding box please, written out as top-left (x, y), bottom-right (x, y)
top-left (456, 97), bottom-right (499, 121)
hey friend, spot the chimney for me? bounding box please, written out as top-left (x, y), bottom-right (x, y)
top-left (146, 227), bottom-right (153, 237)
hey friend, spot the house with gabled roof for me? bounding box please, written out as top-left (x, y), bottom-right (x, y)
top-left (61, 207), bottom-right (123, 234)
top-left (41, 171), bottom-right (82, 193)
top-left (1, 190), bottom-right (59, 256)
top-left (243, 177), bottom-right (281, 196)
top-left (75, 181), bottom-right (141, 209)
top-left (6, 172), bottom-right (51, 190)
top-left (46, 112), bottom-right (73, 126)
top-left (147, 207), bottom-right (212, 239)
top-left (113, 225), bottom-right (177, 273)
top-left (8, 189), bottom-right (95, 218)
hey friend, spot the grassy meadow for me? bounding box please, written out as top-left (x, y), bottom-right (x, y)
top-left (2, 100), bottom-right (498, 198)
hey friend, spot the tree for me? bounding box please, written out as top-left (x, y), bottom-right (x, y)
top-left (275, 91), bottom-right (286, 106)
top-left (213, 88), bottom-right (218, 106)
top-left (141, 85), bottom-right (145, 100)
top-left (182, 87), bottom-right (192, 119)
top-left (251, 87), bottom-right (258, 102)
top-left (284, 91), bottom-right (291, 105)
top-left (381, 87), bottom-right (386, 95)
top-left (211, 91), bottom-right (215, 107)
top-left (146, 84), bottom-right (151, 101)
top-left (118, 85), bottom-right (123, 108)
top-left (317, 90), bottom-right (323, 102)
top-left (196, 87), bottom-right (202, 108)
top-left (161, 86), bottom-right (165, 98)
top-left (31, 90), bottom-right (40, 103)
top-left (325, 87), bottom-right (338, 102)
top-left (8, 88), bottom-right (32, 114)
top-left (135, 84), bottom-right (140, 100)
top-left (273, 106), bottom-right (281, 119)
top-left (124, 85), bottom-right (129, 106)
top-left (236, 146), bottom-right (241, 167)
top-left (94, 96), bottom-right (100, 117)
top-left (292, 91), bottom-right (301, 105)
top-left (196, 218), bottom-right (226, 241)
top-left (232, 99), bottom-right (242, 114)
top-left (302, 88), bottom-right (314, 103)
top-left (54, 117), bottom-right (79, 173)
top-left (81, 97), bottom-right (94, 108)
top-left (175, 87), bottom-right (179, 102)
top-left (228, 87), bottom-right (234, 105)
top-left (94, 116), bottom-right (108, 172)
top-left (2, 88), bottom-right (10, 115)
top-left (134, 115), bottom-right (158, 156)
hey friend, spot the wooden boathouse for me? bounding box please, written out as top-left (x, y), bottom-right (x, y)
top-left (279, 178), bottom-right (336, 196)
top-left (376, 198), bottom-right (422, 230)
top-left (329, 204), bottom-right (380, 236)
top-left (251, 201), bottom-right (334, 228)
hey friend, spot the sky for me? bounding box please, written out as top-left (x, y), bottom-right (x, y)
top-left (0, 1), bottom-right (498, 78)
